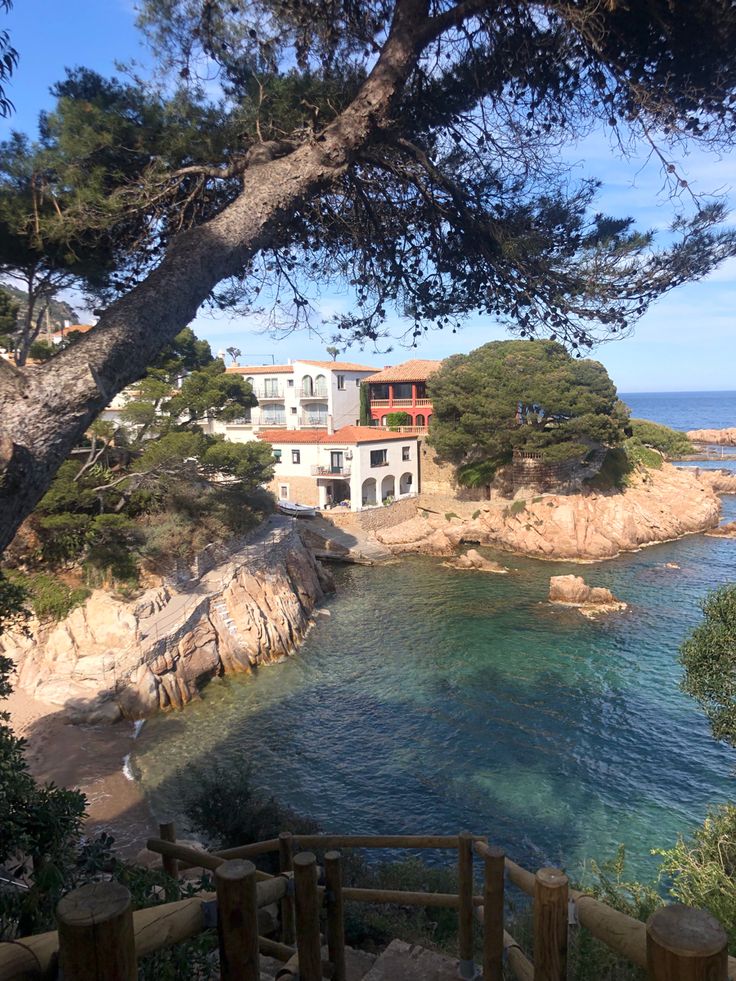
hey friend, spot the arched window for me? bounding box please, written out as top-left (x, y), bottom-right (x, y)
top-left (415, 414), bottom-right (425, 427)
top-left (315, 374), bottom-right (327, 396)
top-left (301, 375), bottom-right (313, 396)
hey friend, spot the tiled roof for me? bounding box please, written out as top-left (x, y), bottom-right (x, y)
top-left (298, 359), bottom-right (377, 372)
top-left (226, 364), bottom-right (294, 374)
top-left (362, 359), bottom-right (442, 384)
top-left (256, 426), bottom-right (417, 445)
top-left (50, 323), bottom-right (95, 339)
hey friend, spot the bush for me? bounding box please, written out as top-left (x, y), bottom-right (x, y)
top-left (37, 513), bottom-right (91, 565)
top-left (539, 441), bottom-right (588, 464)
top-left (28, 340), bottom-right (55, 362)
top-left (385, 411), bottom-right (411, 430)
top-left (509, 498), bottom-right (526, 516)
top-left (628, 419), bottom-right (693, 458)
top-left (11, 572), bottom-right (90, 621)
top-left (585, 448), bottom-right (633, 490)
top-left (625, 439), bottom-right (663, 471)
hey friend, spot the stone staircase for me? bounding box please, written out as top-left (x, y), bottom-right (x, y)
top-left (258, 940), bottom-right (459, 980)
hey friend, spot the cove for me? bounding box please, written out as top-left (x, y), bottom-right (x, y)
top-left (132, 488), bottom-right (736, 881)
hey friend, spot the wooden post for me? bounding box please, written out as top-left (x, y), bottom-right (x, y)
top-left (158, 820), bottom-right (179, 881)
top-left (458, 831), bottom-right (475, 979)
top-left (647, 905), bottom-right (728, 981)
top-left (293, 851), bottom-right (322, 981)
top-left (57, 880), bottom-right (136, 981)
top-left (279, 830), bottom-right (296, 945)
top-left (482, 845), bottom-right (505, 981)
top-left (325, 851), bottom-right (346, 981)
top-left (215, 859), bottom-right (260, 981)
top-left (533, 867), bottom-right (568, 981)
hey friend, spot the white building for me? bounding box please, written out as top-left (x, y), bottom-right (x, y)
top-left (207, 359), bottom-right (377, 441)
top-left (257, 426), bottom-right (419, 511)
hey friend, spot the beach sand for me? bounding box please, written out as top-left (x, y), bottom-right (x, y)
top-left (6, 688), bottom-right (156, 857)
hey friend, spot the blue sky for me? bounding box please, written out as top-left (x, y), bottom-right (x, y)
top-left (3, 0), bottom-right (736, 393)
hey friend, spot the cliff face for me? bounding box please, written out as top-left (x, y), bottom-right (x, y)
top-left (1, 531), bottom-right (332, 723)
top-left (376, 464), bottom-right (721, 561)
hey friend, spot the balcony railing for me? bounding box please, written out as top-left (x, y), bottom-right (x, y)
top-left (301, 414), bottom-right (329, 428)
top-left (311, 465), bottom-right (351, 477)
top-left (299, 387), bottom-right (328, 399)
top-left (369, 397), bottom-right (432, 408)
top-left (261, 419), bottom-right (288, 428)
top-left (254, 388), bottom-right (284, 400)
top-left (225, 418), bottom-right (253, 427)
top-left (374, 425), bottom-right (428, 434)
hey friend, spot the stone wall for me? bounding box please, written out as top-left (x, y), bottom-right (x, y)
top-left (324, 495), bottom-right (419, 534)
top-left (267, 475), bottom-right (321, 507)
top-left (418, 439), bottom-right (488, 501)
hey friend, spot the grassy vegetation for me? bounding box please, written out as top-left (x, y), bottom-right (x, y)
top-left (628, 419), bottom-right (693, 458)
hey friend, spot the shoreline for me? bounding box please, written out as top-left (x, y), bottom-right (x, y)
top-left (6, 687), bottom-right (156, 857)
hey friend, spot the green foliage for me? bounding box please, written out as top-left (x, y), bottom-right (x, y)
top-left (385, 411), bottom-right (411, 430)
top-left (471, 510), bottom-right (481, 519)
top-left (680, 584), bottom-right (736, 746)
top-left (201, 438), bottom-right (275, 488)
top-left (655, 804), bottom-right (736, 952)
top-left (37, 513), bottom-right (92, 564)
top-left (624, 439), bottom-right (663, 471)
top-left (585, 448), bottom-right (632, 491)
top-left (628, 419), bottom-right (693, 458)
top-left (165, 359), bottom-right (256, 426)
top-left (444, 512), bottom-right (460, 521)
top-left (28, 340), bottom-right (54, 361)
top-left (359, 383), bottom-right (371, 426)
top-left (0, 287), bottom-right (18, 335)
top-left (509, 499), bottom-right (526, 516)
top-left (429, 341), bottom-right (623, 486)
top-left (11, 572), bottom-right (90, 621)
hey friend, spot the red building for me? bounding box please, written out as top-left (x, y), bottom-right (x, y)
top-left (363, 359), bottom-right (442, 431)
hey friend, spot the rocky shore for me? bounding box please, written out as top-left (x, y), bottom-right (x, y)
top-left (375, 463), bottom-right (721, 561)
top-left (687, 427), bottom-right (736, 445)
top-left (2, 524), bottom-right (332, 724)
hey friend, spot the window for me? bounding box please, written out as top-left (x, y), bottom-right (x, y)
top-left (287, 379), bottom-right (294, 387)
top-left (280, 485), bottom-right (289, 499)
top-left (273, 449), bottom-right (282, 462)
top-left (402, 446), bottom-right (410, 461)
top-left (291, 406), bottom-right (297, 414)
top-left (355, 378), bottom-right (361, 387)
top-left (264, 377), bottom-right (280, 396)
top-left (370, 449), bottom-right (388, 467)
top-left (292, 449), bottom-right (301, 464)
top-left (337, 375), bottom-right (345, 390)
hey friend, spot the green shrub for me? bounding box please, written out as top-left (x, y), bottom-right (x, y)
top-left (471, 510), bottom-right (481, 520)
top-left (625, 439), bottom-right (663, 470)
top-left (28, 340), bottom-right (55, 362)
top-left (385, 411), bottom-right (411, 430)
top-left (37, 513), bottom-right (91, 565)
top-left (540, 441), bottom-right (588, 464)
top-left (12, 572), bottom-right (91, 621)
top-left (509, 498), bottom-right (526, 516)
top-left (445, 511), bottom-right (460, 521)
top-left (628, 419), bottom-right (693, 458)
top-left (585, 448), bottom-right (632, 490)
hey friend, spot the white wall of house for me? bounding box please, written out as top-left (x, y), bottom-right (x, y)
top-left (352, 438), bottom-right (418, 507)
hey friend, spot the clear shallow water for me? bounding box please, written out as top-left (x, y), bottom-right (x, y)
top-left (133, 488), bottom-right (736, 880)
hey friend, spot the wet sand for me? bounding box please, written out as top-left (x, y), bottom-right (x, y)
top-left (6, 689), bottom-right (156, 856)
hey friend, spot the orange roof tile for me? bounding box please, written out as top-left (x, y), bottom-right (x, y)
top-left (362, 359), bottom-right (442, 384)
top-left (298, 359), bottom-right (377, 372)
top-left (256, 429), bottom-right (327, 443)
top-left (226, 364), bottom-right (294, 374)
top-left (256, 426), bottom-right (417, 445)
top-left (50, 323), bottom-right (95, 339)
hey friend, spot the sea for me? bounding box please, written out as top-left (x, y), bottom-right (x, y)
top-left (131, 392), bottom-right (736, 881)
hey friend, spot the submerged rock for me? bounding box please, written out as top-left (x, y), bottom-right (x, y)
top-left (549, 575), bottom-right (627, 618)
top-left (705, 521), bottom-right (736, 539)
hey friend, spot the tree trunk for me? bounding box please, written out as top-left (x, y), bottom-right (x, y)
top-left (0, 0), bottom-right (434, 553)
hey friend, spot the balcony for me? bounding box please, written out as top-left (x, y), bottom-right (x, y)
top-left (374, 425), bottom-right (428, 434)
top-left (254, 387), bottom-right (284, 400)
top-left (301, 410), bottom-right (329, 428)
top-left (260, 419), bottom-right (288, 428)
top-left (369, 397), bottom-right (432, 409)
top-left (299, 386), bottom-right (329, 399)
top-left (311, 466), bottom-right (351, 477)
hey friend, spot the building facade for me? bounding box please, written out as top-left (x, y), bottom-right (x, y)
top-left (257, 426), bottom-right (419, 511)
top-left (361, 359), bottom-right (442, 431)
top-left (208, 359), bottom-right (377, 442)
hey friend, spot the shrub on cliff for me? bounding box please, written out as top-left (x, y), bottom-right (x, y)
top-left (429, 340), bottom-right (624, 484)
top-left (628, 419), bottom-right (693, 459)
top-left (680, 584), bottom-right (736, 746)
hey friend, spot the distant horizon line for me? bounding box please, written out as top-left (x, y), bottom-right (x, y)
top-left (619, 389), bottom-right (736, 396)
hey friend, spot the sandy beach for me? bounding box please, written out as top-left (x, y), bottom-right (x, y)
top-left (6, 688), bottom-right (156, 856)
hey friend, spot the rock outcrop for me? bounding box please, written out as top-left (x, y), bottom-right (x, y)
top-left (687, 427), bottom-right (736, 445)
top-left (548, 575), bottom-right (626, 616)
top-left (705, 521), bottom-right (736, 539)
top-left (1, 531), bottom-right (332, 723)
top-left (696, 468), bottom-right (736, 494)
top-left (443, 549), bottom-right (509, 574)
top-left (376, 464), bottom-right (720, 561)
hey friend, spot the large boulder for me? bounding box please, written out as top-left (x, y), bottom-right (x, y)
top-left (687, 428), bottom-right (736, 445)
top-left (444, 549), bottom-right (509, 574)
top-left (549, 575), bottom-right (626, 617)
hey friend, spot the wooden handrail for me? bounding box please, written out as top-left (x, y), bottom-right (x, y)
top-left (292, 834), bottom-right (460, 849)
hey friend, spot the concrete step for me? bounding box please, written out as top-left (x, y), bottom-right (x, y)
top-left (362, 939), bottom-right (461, 981)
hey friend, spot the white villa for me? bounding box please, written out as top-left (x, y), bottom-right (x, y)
top-left (256, 426), bottom-right (419, 511)
top-left (207, 359), bottom-right (377, 439)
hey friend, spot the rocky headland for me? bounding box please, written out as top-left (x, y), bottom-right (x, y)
top-left (1, 525), bottom-right (332, 724)
top-left (687, 427), bottom-right (736, 445)
top-left (375, 463), bottom-right (721, 561)
top-left (705, 521), bottom-right (736, 539)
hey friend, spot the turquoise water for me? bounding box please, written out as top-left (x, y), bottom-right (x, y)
top-left (133, 493), bottom-right (736, 879)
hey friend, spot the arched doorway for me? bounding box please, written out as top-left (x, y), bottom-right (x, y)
top-left (415, 413), bottom-right (425, 427)
top-left (399, 472), bottom-right (413, 495)
top-left (362, 478), bottom-right (377, 506)
top-left (315, 374), bottom-right (327, 396)
top-left (381, 474), bottom-right (395, 502)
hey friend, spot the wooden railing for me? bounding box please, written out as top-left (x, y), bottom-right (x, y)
top-left (0, 826), bottom-right (732, 980)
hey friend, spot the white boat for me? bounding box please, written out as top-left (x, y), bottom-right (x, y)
top-left (278, 501), bottom-right (318, 518)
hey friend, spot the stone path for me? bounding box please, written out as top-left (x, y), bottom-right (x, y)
top-left (298, 514), bottom-right (394, 564)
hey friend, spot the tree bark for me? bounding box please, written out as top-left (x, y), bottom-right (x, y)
top-left (0, 0), bottom-right (437, 553)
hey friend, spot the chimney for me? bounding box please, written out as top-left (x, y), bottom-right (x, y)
top-left (327, 414), bottom-right (334, 436)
